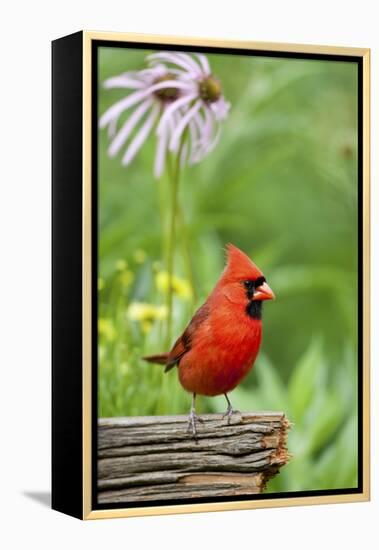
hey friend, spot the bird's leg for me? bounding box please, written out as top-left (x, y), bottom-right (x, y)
top-left (222, 393), bottom-right (239, 424)
top-left (187, 393), bottom-right (203, 438)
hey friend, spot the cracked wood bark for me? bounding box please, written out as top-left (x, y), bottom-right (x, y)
top-left (97, 412), bottom-right (291, 504)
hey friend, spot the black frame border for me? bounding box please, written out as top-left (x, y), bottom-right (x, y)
top-left (52, 31), bottom-right (84, 519)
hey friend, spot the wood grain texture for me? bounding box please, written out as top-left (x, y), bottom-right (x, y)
top-left (97, 412), bottom-right (291, 503)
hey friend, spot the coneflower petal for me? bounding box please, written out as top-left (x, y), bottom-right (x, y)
top-left (210, 97), bottom-right (231, 120)
top-left (165, 110), bottom-right (181, 153)
top-left (195, 53), bottom-right (211, 75)
top-left (163, 68), bottom-right (190, 77)
top-left (204, 111), bottom-right (214, 148)
top-left (148, 52), bottom-right (200, 76)
top-left (193, 110), bottom-right (206, 135)
top-left (196, 108), bottom-right (213, 159)
top-left (188, 107), bottom-right (218, 163)
top-left (205, 119), bottom-right (221, 156)
top-left (108, 98), bottom-right (153, 157)
top-left (122, 104), bottom-right (159, 165)
top-left (189, 117), bottom-right (205, 163)
top-left (100, 80), bottom-right (194, 131)
top-left (154, 122), bottom-right (169, 178)
top-left (194, 127), bottom-right (221, 164)
top-left (148, 79), bottom-right (196, 94)
top-left (156, 93), bottom-right (197, 136)
top-left (143, 61), bottom-right (188, 79)
top-left (103, 75), bottom-right (145, 89)
top-left (139, 64), bottom-right (166, 80)
top-left (99, 89), bottom-right (152, 128)
top-left (170, 99), bottom-right (202, 151)
top-left (180, 140), bottom-right (188, 167)
top-left (108, 117), bottom-right (118, 139)
top-left (174, 52), bottom-right (203, 75)
top-left (188, 119), bottom-right (198, 159)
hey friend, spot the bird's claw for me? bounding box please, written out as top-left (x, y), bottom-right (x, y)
top-left (187, 408), bottom-right (204, 438)
top-left (222, 404), bottom-right (240, 425)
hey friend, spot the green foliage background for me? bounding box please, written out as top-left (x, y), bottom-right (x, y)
top-left (98, 47), bottom-right (359, 493)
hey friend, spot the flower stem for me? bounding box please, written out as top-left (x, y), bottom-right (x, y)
top-left (156, 175), bottom-right (167, 261)
top-left (177, 204), bottom-right (198, 309)
top-left (165, 147), bottom-right (182, 348)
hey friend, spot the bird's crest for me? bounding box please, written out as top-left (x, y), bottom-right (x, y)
top-left (222, 243), bottom-right (264, 281)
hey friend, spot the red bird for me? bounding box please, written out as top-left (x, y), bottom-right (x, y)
top-left (144, 244), bottom-right (275, 435)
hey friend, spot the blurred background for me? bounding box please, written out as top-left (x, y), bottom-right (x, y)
top-left (98, 47), bottom-right (358, 493)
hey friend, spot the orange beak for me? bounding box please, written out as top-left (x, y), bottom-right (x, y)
top-left (253, 281), bottom-right (275, 301)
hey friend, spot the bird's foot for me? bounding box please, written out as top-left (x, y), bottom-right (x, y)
top-left (222, 403), bottom-right (240, 425)
top-left (187, 408), bottom-right (204, 438)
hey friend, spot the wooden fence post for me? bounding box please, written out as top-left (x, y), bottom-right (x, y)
top-left (97, 412), bottom-right (291, 504)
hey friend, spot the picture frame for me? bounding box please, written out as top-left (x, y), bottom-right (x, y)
top-left (52, 30), bottom-right (370, 520)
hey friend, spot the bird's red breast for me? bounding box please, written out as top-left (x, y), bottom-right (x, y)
top-left (177, 291), bottom-right (263, 396)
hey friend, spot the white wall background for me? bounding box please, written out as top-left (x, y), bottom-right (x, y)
top-left (0, 0), bottom-right (377, 548)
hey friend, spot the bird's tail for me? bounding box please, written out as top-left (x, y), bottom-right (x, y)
top-left (143, 353), bottom-right (169, 365)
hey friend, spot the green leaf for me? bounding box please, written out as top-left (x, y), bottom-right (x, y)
top-left (223, 386), bottom-right (264, 413)
top-left (304, 390), bottom-right (346, 456)
top-left (333, 415), bottom-right (359, 488)
top-left (255, 353), bottom-right (287, 411)
top-left (313, 414), bottom-right (358, 489)
top-left (288, 337), bottom-right (323, 424)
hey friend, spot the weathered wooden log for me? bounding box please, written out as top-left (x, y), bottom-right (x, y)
top-left (98, 412), bottom-right (291, 504)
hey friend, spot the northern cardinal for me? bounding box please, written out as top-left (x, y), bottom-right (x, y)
top-left (144, 244), bottom-right (275, 436)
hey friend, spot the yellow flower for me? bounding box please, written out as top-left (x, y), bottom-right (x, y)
top-left (114, 259), bottom-right (134, 287)
top-left (127, 302), bottom-right (167, 333)
top-left (98, 318), bottom-right (117, 342)
top-left (133, 248), bottom-right (147, 264)
top-left (98, 278), bottom-right (105, 291)
top-left (155, 271), bottom-right (192, 300)
top-left (119, 269), bottom-right (134, 287)
top-left (115, 259), bottom-right (128, 271)
top-left (141, 320), bottom-right (152, 333)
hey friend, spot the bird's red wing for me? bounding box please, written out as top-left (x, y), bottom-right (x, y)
top-left (165, 302), bottom-right (210, 372)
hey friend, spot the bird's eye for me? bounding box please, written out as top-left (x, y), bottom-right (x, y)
top-left (243, 278), bottom-right (266, 289)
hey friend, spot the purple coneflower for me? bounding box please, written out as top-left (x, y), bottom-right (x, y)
top-left (99, 63), bottom-right (194, 176)
top-left (148, 52), bottom-right (230, 166)
top-left (100, 52), bottom-right (230, 177)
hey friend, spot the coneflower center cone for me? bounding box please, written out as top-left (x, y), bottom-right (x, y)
top-left (199, 75), bottom-right (222, 103)
top-left (154, 74), bottom-right (180, 102)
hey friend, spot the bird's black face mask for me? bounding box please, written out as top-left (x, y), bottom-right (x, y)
top-left (242, 278), bottom-right (265, 319)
